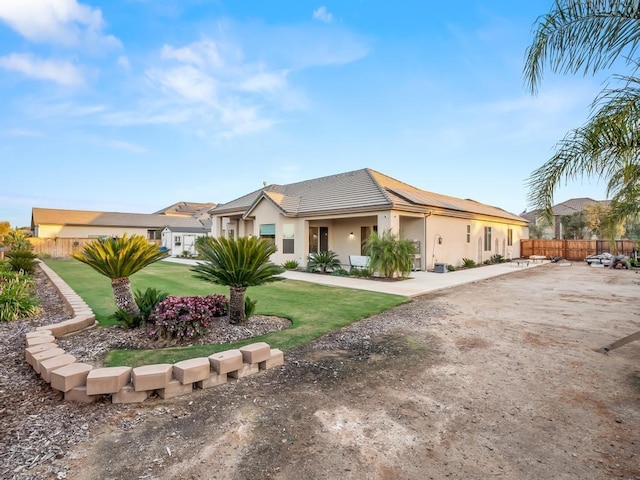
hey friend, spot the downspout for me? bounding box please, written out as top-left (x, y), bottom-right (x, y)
top-left (423, 211), bottom-right (432, 271)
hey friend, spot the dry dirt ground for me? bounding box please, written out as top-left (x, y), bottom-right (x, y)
top-left (34, 264), bottom-right (640, 478)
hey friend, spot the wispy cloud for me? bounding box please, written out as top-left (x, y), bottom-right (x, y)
top-left (0, 53), bottom-right (85, 86)
top-left (313, 6), bottom-right (333, 23)
top-left (0, 128), bottom-right (43, 138)
top-left (0, 0), bottom-right (120, 49)
top-left (98, 139), bottom-right (148, 154)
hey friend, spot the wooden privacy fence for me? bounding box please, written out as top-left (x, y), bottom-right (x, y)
top-left (520, 239), bottom-right (637, 261)
top-left (28, 238), bottom-right (161, 258)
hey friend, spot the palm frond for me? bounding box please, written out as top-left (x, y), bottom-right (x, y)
top-left (192, 236), bottom-right (285, 288)
top-left (72, 234), bottom-right (169, 279)
top-left (525, 0), bottom-right (640, 94)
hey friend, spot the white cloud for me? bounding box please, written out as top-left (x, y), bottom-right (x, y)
top-left (0, 0), bottom-right (120, 49)
top-left (239, 72), bottom-right (287, 92)
top-left (313, 6), bottom-right (333, 23)
top-left (0, 128), bottom-right (43, 138)
top-left (117, 55), bottom-right (131, 71)
top-left (100, 139), bottom-right (147, 154)
top-left (148, 65), bottom-right (218, 105)
top-left (0, 53), bottom-right (84, 86)
top-left (161, 40), bottom-right (223, 68)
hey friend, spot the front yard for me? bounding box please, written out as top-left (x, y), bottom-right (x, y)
top-left (44, 259), bottom-right (408, 366)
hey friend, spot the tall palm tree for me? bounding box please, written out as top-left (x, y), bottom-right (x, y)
top-left (192, 236), bottom-right (285, 324)
top-left (524, 0), bottom-right (640, 219)
top-left (73, 234), bottom-right (169, 317)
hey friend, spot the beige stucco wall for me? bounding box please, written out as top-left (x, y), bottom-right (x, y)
top-left (212, 202), bottom-right (528, 271)
top-left (425, 215), bottom-right (526, 270)
top-left (36, 224), bottom-right (150, 239)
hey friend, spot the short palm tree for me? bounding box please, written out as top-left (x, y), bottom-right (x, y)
top-left (306, 250), bottom-right (341, 273)
top-left (192, 236), bottom-right (285, 324)
top-left (72, 234), bottom-right (169, 317)
top-left (364, 230), bottom-right (416, 278)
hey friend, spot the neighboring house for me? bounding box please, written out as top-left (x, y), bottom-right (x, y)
top-left (520, 197), bottom-right (610, 239)
top-left (161, 226), bottom-right (208, 256)
top-left (31, 207), bottom-right (210, 256)
top-left (209, 168), bottom-right (529, 270)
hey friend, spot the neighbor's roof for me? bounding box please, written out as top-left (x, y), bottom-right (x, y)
top-left (31, 208), bottom-right (208, 231)
top-left (551, 198), bottom-right (609, 216)
top-left (154, 201), bottom-right (216, 217)
top-left (212, 168), bottom-right (526, 223)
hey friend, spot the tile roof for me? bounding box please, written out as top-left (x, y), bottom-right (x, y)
top-left (551, 198), bottom-right (605, 216)
top-left (154, 201), bottom-right (216, 217)
top-left (32, 208), bottom-right (208, 231)
top-left (212, 168), bottom-right (526, 223)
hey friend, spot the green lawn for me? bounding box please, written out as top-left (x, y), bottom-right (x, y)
top-left (45, 259), bottom-right (408, 367)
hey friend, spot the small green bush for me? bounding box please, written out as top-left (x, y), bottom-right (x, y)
top-left (447, 264), bottom-right (456, 272)
top-left (0, 276), bottom-right (42, 322)
top-left (282, 260), bottom-right (299, 270)
top-left (461, 258), bottom-right (476, 268)
top-left (7, 250), bottom-right (38, 274)
top-left (111, 287), bottom-right (169, 329)
top-left (135, 288), bottom-right (169, 323)
top-left (490, 254), bottom-right (505, 264)
top-left (307, 251), bottom-right (341, 273)
top-left (245, 295), bottom-right (257, 319)
top-left (330, 268), bottom-right (349, 276)
top-left (350, 267), bottom-right (372, 277)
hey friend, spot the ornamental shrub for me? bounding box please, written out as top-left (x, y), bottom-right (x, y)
top-left (0, 275), bottom-right (42, 322)
top-left (7, 250), bottom-right (38, 275)
top-left (149, 294), bottom-right (228, 340)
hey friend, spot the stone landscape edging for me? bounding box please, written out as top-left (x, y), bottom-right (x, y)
top-left (27, 260), bottom-right (284, 404)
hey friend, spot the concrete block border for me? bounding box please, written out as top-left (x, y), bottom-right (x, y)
top-left (29, 260), bottom-right (285, 404)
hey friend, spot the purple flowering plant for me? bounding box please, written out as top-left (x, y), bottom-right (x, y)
top-left (149, 294), bottom-right (228, 340)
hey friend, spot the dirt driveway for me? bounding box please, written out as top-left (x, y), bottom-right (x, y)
top-left (67, 263), bottom-right (639, 479)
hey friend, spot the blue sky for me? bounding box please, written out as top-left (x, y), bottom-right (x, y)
top-left (0, 1), bottom-right (612, 228)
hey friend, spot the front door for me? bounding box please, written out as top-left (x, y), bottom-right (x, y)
top-left (309, 226), bottom-right (329, 253)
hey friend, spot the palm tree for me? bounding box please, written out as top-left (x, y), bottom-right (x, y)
top-left (192, 236), bottom-right (285, 324)
top-left (364, 230), bottom-right (416, 278)
top-left (524, 0), bottom-right (640, 220)
top-left (72, 234), bottom-right (169, 317)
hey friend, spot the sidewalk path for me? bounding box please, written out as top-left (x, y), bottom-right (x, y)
top-left (164, 257), bottom-right (550, 297)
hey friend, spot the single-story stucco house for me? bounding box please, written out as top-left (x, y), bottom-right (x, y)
top-left (31, 205), bottom-right (212, 256)
top-left (209, 168), bottom-right (529, 270)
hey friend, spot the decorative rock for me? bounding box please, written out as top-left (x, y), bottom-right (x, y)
top-left (50, 363), bottom-right (93, 392)
top-left (157, 379), bottom-right (193, 399)
top-left (132, 364), bottom-right (173, 392)
top-left (240, 342), bottom-right (271, 364)
top-left (40, 354), bottom-right (76, 383)
top-left (112, 384), bottom-right (152, 404)
top-left (86, 366), bottom-right (132, 395)
top-left (173, 357), bottom-right (211, 384)
top-left (209, 349), bottom-right (243, 375)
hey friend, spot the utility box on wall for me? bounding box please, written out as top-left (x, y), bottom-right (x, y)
top-left (434, 263), bottom-right (447, 273)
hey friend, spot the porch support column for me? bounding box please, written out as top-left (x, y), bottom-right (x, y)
top-left (377, 211), bottom-right (400, 234)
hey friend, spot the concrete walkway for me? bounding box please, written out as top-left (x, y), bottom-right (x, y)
top-left (164, 257), bottom-right (550, 297)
